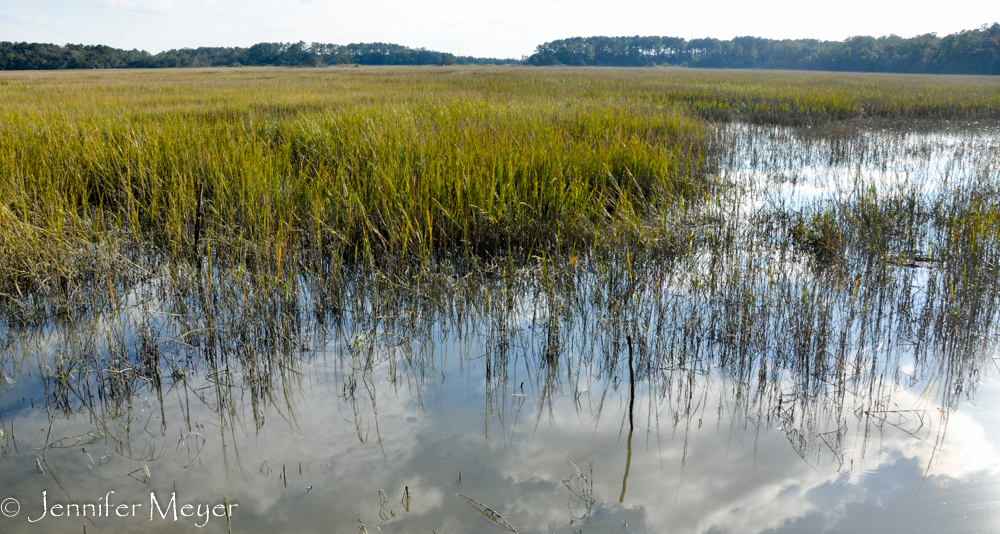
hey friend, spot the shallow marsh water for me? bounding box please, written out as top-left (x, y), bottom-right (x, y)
top-left (2, 123), bottom-right (1000, 533)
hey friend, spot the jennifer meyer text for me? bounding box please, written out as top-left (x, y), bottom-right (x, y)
top-left (1, 491), bottom-right (237, 528)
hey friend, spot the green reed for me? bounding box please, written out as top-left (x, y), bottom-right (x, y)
top-left (1, 66), bottom-right (998, 313)
top-left (0, 68), bottom-right (714, 306)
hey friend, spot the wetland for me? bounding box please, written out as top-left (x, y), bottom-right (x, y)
top-left (1, 67), bottom-right (999, 533)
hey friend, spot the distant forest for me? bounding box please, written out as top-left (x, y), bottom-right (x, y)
top-left (528, 24), bottom-right (1000, 74)
top-left (2, 23), bottom-right (998, 74)
top-left (0, 41), bottom-right (515, 70)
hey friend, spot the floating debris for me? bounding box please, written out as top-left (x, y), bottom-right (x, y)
top-left (459, 494), bottom-right (518, 533)
top-left (378, 489), bottom-right (394, 521)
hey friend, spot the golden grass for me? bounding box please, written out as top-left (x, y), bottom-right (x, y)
top-left (1, 66), bottom-right (997, 301)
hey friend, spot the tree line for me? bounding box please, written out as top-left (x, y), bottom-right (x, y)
top-left (0, 41), bottom-right (515, 70)
top-left (2, 24), bottom-right (998, 74)
top-left (527, 23), bottom-right (1000, 74)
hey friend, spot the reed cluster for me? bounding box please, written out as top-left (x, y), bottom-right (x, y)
top-left (1, 67), bottom-right (716, 308)
top-left (2, 66), bottom-right (998, 312)
top-left (4, 72), bottom-right (998, 489)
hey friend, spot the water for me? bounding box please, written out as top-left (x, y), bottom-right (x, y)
top-left (2, 123), bottom-right (1000, 533)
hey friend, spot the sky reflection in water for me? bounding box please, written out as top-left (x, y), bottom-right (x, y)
top-left (2, 338), bottom-right (998, 533)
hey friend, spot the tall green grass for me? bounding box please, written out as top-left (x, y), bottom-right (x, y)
top-left (4, 68), bottom-right (997, 455)
top-left (2, 66), bottom-right (998, 309)
top-left (0, 67), bottom-right (713, 305)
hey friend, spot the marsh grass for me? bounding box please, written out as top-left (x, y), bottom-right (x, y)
top-left (763, 128), bottom-right (1000, 354)
top-left (3, 67), bottom-right (1000, 319)
top-left (0, 67), bottom-right (718, 319)
top-left (3, 68), bottom-right (1000, 504)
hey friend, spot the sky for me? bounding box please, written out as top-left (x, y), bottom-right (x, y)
top-left (1, 0), bottom-right (996, 59)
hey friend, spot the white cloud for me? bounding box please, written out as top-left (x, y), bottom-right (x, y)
top-left (102, 0), bottom-right (215, 15)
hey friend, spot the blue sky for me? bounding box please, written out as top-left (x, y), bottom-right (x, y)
top-left (1, 0), bottom-right (995, 59)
